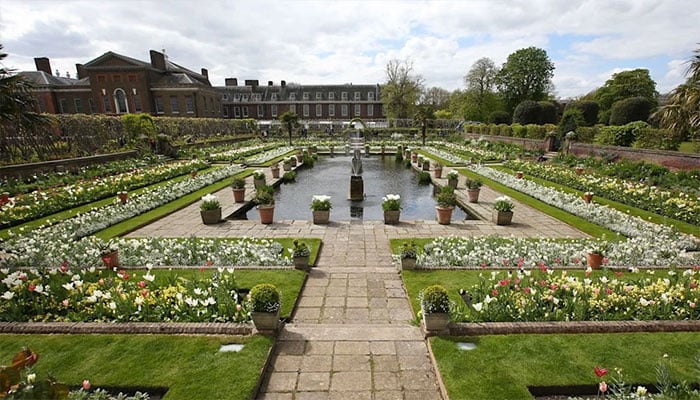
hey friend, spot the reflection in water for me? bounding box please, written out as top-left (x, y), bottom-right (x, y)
top-left (246, 155), bottom-right (469, 221)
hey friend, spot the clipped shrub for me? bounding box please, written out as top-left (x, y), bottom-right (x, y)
top-left (525, 124), bottom-right (546, 139)
top-left (420, 285), bottom-right (450, 314)
top-left (558, 108), bottom-right (585, 135)
top-left (633, 127), bottom-right (682, 151)
top-left (417, 171), bottom-right (431, 184)
top-left (576, 126), bottom-right (599, 143)
top-left (511, 123), bottom-right (527, 138)
top-left (249, 283), bottom-right (281, 313)
top-left (595, 121), bottom-right (649, 147)
top-left (489, 110), bottom-right (511, 124)
top-left (489, 124), bottom-right (500, 135)
top-left (609, 96), bottom-right (653, 125)
top-left (498, 124), bottom-right (512, 136)
top-left (512, 100), bottom-right (541, 125)
top-left (538, 101), bottom-right (558, 124)
top-left (565, 100), bottom-right (599, 127)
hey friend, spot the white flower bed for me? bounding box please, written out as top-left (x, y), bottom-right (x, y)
top-left (421, 146), bottom-right (470, 165)
top-left (245, 146), bottom-right (294, 165)
top-left (208, 144), bottom-right (270, 159)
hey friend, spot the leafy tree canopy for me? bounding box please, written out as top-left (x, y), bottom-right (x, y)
top-left (380, 58), bottom-right (423, 119)
top-left (495, 47), bottom-right (555, 112)
top-left (593, 68), bottom-right (659, 111)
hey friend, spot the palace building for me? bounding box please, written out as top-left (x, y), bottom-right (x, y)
top-left (18, 50), bottom-right (384, 121)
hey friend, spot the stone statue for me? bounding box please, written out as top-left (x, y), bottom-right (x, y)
top-left (351, 147), bottom-right (362, 176)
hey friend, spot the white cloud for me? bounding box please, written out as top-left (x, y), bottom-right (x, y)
top-left (1, 0), bottom-right (698, 99)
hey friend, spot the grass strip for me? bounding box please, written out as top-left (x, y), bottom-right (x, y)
top-left (494, 165), bottom-right (700, 238)
top-left (432, 332), bottom-right (700, 399)
top-left (457, 168), bottom-right (616, 239)
top-left (0, 334), bottom-right (273, 400)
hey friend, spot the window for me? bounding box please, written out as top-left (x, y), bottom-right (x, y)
top-left (368, 92), bottom-right (375, 100)
top-left (302, 92), bottom-right (309, 100)
top-left (257, 105), bottom-right (264, 117)
top-left (74, 98), bottom-right (82, 114)
top-left (303, 104), bottom-right (309, 117)
top-left (328, 92), bottom-right (335, 100)
top-left (97, 75), bottom-right (106, 83)
top-left (341, 104), bottom-right (348, 116)
top-left (112, 75), bottom-right (122, 83)
top-left (115, 89), bottom-right (128, 114)
top-left (223, 107), bottom-right (229, 117)
top-left (271, 104), bottom-right (278, 117)
top-left (88, 98), bottom-right (95, 114)
top-left (242, 107), bottom-right (248, 117)
top-left (354, 92), bottom-right (361, 100)
top-left (316, 104), bottom-right (322, 117)
top-left (255, 93), bottom-right (262, 101)
top-left (155, 97), bottom-right (163, 114)
top-left (271, 93), bottom-right (278, 101)
top-left (328, 104), bottom-right (335, 116)
top-left (289, 104), bottom-right (296, 114)
top-left (242, 94), bottom-right (249, 101)
top-left (234, 106), bottom-right (241, 117)
top-left (234, 93), bottom-right (240, 101)
top-left (222, 93), bottom-right (229, 101)
top-left (341, 92), bottom-right (348, 100)
top-left (103, 95), bottom-right (112, 112)
top-left (289, 93), bottom-right (296, 101)
top-left (367, 104), bottom-right (374, 116)
top-left (58, 98), bottom-right (67, 114)
top-left (133, 94), bottom-right (142, 112)
top-left (169, 96), bottom-right (179, 114)
top-left (128, 74), bottom-right (137, 83)
top-left (185, 96), bottom-right (195, 114)
top-left (354, 104), bottom-right (361, 116)
top-left (316, 92), bottom-right (322, 100)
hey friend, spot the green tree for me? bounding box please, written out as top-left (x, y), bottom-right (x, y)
top-left (609, 96), bottom-right (653, 125)
top-left (422, 87), bottom-right (451, 110)
top-left (464, 57), bottom-right (499, 121)
top-left (495, 47), bottom-right (555, 112)
top-left (593, 68), bottom-right (659, 123)
top-left (279, 110), bottom-right (298, 146)
top-left (414, 104), bottom-right (435, 145)
top-left (654, 46), bottom-right (700, 147)
top-left (512, 100), bottom-right (541, 125)
top-left (565, 100), bottom-right (599, 127)
top-left (380, 58), bottom-right (423, 119)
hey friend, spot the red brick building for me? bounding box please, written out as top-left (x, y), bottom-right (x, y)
top-left (19, 50), bottom-right (222, 118)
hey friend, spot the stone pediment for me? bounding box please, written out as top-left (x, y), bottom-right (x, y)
top-left (83, 51), bottom-right (150, 69)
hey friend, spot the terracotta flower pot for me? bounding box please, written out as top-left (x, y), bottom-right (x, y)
top-left (294, 256), bottom-right (310, 270)
top-left (433, 168), bottom-right (443, 179)
top-left (582, 193), bottom-right (593, 203)
top-left (384, 210), bottom-right (400, 225)
top-left (516, 172), bottom-right (523, 179)
top-left (586, 253), bottom-right (603, 269)
top-left (270, 166), bottom-right (280, 179)
top-left (312, 210), bottom-right (330, 224)
top-left (467, 188), bottom-right (480, 203)
top-left (232, 188), bottom-right (246, 203)
top-left (436, 206), bottom-right (454, 225)
top-left (201, 208), bottom-right (222, 224)
top-left (423, 312), bottom-right (449, 332)
top-left (575, 167), bottom-right (584, 175)
top-left (117, 193), bottom-right (128, 204)
top-left (251, 310), bottom-right (280, 333)
top-left (447, 178), bottom-right (458, 189)
top-left (253, 178), bottom-right (266, 189)
top-left (401, 257), bottom-right (416, 270)
top-left (101, 251), bottom-right (119, 268)
top-left (493, 210), bottom-right (513, 225)
top-left (258, 205), bottom-right (275, 224)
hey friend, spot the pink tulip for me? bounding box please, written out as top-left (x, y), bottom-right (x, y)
top-left (82, 380), bottom-right (91, 390)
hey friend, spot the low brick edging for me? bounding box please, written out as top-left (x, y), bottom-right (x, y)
top-left (0, 322), bottom-right (253, 335)
top-left (448, 320), bottom-right (700, 336)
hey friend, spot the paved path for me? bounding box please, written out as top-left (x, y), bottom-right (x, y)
top-left (126, 168), bottom-right (588, 399)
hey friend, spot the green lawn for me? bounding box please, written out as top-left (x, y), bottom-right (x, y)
top-left (678, 141), bottom-right (699, 153)
top-left (0, 334), bottom-right (272, 400)
top-left (431, 332), bottom-right (700, 399)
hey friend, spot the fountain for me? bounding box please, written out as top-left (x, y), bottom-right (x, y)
top-left (348, 118), bottom-right (365, 201)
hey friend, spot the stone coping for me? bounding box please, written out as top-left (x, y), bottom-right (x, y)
top-left (0, 322), bottom-right (252, 335)
top-left (447, 320), bottom-right (700, 336)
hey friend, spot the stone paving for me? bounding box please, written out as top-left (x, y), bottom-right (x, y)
top-left (126, 167), bottom-right (588, 399)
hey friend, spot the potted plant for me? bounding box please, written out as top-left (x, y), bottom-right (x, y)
top-left (446, 170), bottom-right (459, 189)
top-left (420, 285), bottom-right (450, 333)
top-left (310, 195), bottom-right (332, 224)
top-left (515, 171), bottom-right (524, 179)
top-left (435, 186), bottom-right (457, 225)
top-left (199, 193), bottom-right (222, 224)
top-left (465, 178), bottom-right (483, 203)
top-left (422, 158), bottom-right (430, 171)
top-left (249, 283), bottom-right (281, 333)
top-left (254, 185), bottom-right (275, 224)
top-left (117, 190), bottom-right (128, 204)
top-left (253, 169), bottom-right (266, 189)
top-left (231, 177), bottom-right (246, 203)
top-left (270, 162), bottom-right (280, 179)
top-left (575, 164), bottom-right (585, 175)
top-left (411, 152), bottom-right (418, 163)
top-left (432, 162), bottom-right (443, 178)
top-left (292, 240), bottom-right (311, 270)
top-left (100, 240), bottom-right (119, 268)
top-left (382, 194), bottom-right (402, 224)
top-left (586, 242), bottom-right (610, 269)
top-left (283, 157), bottom-right (292, 171)
top-left (492, 195), bottom-right (515, 225)
top-left (400, 241), bottom-right (418, 269)
top-left (289, 155), bottom-right (298, 168)
top-left (582, 191), bottom-right (594, 203)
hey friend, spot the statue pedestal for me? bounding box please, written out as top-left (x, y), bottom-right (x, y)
top-left (349, 176), bottom-right (364, 201)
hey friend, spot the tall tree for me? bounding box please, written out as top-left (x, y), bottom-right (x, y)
top-left (594, 68), bottom-right (659, 115)
top-left (422, 86), bottom-right (451, 109)
top-left (464, 57), bottom-right (499, 121)
top-left (380, 58), bottom-right (423, 119)
top-left (495, 47), bottom-right (555, 112)
top-left (414, 104), bottom-right (435, 145)
top-left (654, 47), bottom-right (700, 145)
top-left (279, 110), bottom-right (298, 146)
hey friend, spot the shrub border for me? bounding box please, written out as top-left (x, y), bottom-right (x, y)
top-left (447, 320), bottom-right (700, 336)
top-left (0, 321), bottom-right (253, 335)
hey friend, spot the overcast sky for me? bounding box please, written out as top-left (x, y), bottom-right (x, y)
top-left (1, 0), bottom-right (698, 98)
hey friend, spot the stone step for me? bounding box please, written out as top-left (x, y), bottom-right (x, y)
top-left (279, 323), bottom-right (424, 341)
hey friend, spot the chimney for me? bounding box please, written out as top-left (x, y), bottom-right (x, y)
top-left (149, 50), bottom-right (166, 70)
top-left (201, 68), bottom-right (208, 78)
top-left (55, 69), bottom-right (60, 77)
top-left (268, 81), bottom-right (273, 86)
top-left (281, 80), bottom-right (286, 87)
top-left (75, 64), bottom-right (86, 79)
top-left (34, 57), bottom-right (52, 75)
top-left (66, 71), bottom-right (71, 78)
top-left (225, 78), bottom-right (238, 86)
top-left (244, 79), bottom-right (259, 87)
